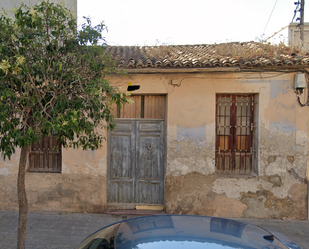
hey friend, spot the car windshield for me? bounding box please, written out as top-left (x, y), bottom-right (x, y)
top-left (75, 223), bottom-right (120, 249)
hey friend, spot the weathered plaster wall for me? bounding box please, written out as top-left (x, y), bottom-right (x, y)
top-left (162, 72), bottom-right (308, 219)
top-left (109, 72), bottom-right (308, 219)
top-left (0, 139), bottom-right (109, 212)
top-left (165, 173), bottom-right (306, 219)
top-left (1, 71), bottom-right (308, 219)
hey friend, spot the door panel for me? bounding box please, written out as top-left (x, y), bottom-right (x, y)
top-left (122, 182), bottom-right (134, 203)
top-left (137, 182), bottom-right (147, 203)
top-left (108, 119), bottom-right (164, 206)
top-left (151, 184), bottom-right (161, 203)
top-left (110, 135), bottom-right (132, 178)
top-left (138, 136), bottom-right (160, 178)
top-left (108, 121), bottom-right (135, 203)
top-left (136, 120), bottom-right (164, 205)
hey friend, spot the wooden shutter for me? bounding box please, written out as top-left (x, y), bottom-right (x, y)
top-left (29, 135), bottom-right (62, 173)
top-left (113, 95), bottom-right (166, 119)
top-left (144, 95), bottom-right (165, 119)
top-left (121, 95), bottom-right (142, 118)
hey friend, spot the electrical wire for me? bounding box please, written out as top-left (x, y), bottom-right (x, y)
top-left (263, 0), bottom-right (279, 35)
top-left (297, 93), bottom-right (308, 106)
top-left (263, 25), bottom-right (289, 42)
top-left (292, 0), bottom-right (301, 23)
top-left (173, 70), bottom-right (304, 87)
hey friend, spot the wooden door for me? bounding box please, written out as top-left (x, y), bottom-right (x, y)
top-left (135, 120), bottom-right (164, 204)
top-left (107, 119), bottom-right (164, 207)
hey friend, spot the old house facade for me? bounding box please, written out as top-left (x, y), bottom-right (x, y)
top-left (1, 42), bottom-right (309, 219)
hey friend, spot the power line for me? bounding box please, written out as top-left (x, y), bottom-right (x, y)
top-left (263, 24), bottom-right (289, 42)
top-left (292, 0), bottom-right (301, 23)
top-left (263, 0), bottom-right (279, 35)
top-left (300, 0), bottom-right (305, 49)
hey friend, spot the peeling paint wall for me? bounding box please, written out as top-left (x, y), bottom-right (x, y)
top-left (0, 71), bottom-right (308, 219)
top-left (161, 72), bottom-right (308, 219)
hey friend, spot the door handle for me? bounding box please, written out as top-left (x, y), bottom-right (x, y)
top-left (147, 142), bottom-right (152, 150)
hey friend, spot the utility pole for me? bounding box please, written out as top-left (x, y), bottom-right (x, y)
top-left (300, 0), bottom-right (305, 50)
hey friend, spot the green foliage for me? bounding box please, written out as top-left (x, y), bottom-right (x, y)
top-left (0, 1), bottom-right (128, 160)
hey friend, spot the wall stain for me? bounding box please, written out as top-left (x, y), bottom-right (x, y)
top-left (289, 168), bottom-right (304, 183)
top-left (177, 124), bottom-right (206, 147)
top-left (270, 121), bottom-right (296, 133)
top-left (268, 175), bottom-right (282, 187)
top-left (270, 80), bottom-right (289, 99)
top-left (287, 156), bottom-right (295, 164)
top-left (240, 184), bottom-right (306, 219)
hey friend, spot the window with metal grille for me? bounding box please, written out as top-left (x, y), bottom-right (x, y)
top-left (216, 94), bottom-right (255, 174)
top-left (29, 134), bottom-right (62, 173)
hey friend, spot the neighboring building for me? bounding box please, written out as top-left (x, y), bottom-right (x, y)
top-left (289, 22), bottom-right (309, 48)
top-left (0, 0), bottom-right (77, 16)
top-left (1, 42), bottom-right (309, 219)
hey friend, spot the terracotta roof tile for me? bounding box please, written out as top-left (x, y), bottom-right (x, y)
top-left (105, 42), bottom-right (309, 69)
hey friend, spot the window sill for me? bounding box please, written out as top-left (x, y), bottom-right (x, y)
top-left (215, 172), bottom-right (258, 179)
top-left (27, 171), bottom-right (62, 174)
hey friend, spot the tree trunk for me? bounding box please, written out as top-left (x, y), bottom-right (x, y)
top-left (17, 146), bottom-right (29, 249)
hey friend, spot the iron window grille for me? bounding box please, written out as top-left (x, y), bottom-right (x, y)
top-left (216, 94), bottom-right (255, 174)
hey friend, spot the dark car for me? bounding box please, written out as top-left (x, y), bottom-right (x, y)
top-left (75, 215), bottom-right (301, 249)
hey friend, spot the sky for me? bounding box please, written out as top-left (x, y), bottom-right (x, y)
top-left (77, 0), bottom-right (309, 46)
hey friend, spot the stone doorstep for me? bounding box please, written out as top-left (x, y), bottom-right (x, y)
top-left (136, 205), bottom-right (164, 211)
top-left (106, 209), bottom-right (165, 216)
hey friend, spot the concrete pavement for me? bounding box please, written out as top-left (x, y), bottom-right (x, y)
top-left (0, 210), bottom-right (309, 249)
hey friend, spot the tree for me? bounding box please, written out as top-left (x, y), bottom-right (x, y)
top-left (0, 1), bottom-right (128, 248)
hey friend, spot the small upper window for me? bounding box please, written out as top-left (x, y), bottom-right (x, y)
top-left (114, 95), bottom-right (165, 119)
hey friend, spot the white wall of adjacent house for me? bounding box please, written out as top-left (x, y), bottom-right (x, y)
top-left (0, 0), bottom-right (77, 17)
top-left (289, 22), bottom-right (309, 48)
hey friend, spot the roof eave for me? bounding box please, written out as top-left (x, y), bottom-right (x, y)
top-left (115, 66), bottom-right (309, 74)
top-left (119, 67), bottom-right (241, 74)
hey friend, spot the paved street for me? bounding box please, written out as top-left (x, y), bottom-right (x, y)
top-left (0, 210), bottom-right (309, 249)
top-left (0, 211), bottom-right (125, 249)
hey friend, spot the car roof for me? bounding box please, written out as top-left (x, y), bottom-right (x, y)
top-left (114, 215), bottom-right (289, 249)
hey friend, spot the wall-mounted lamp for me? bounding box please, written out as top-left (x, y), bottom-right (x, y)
top-left (294, 72), bottom-right (309, 107)
top-left (294, 73), bottom-right (306, 93)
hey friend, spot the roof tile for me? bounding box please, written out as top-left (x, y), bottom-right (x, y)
top-left (105, 42), bottom-right (309, 69)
